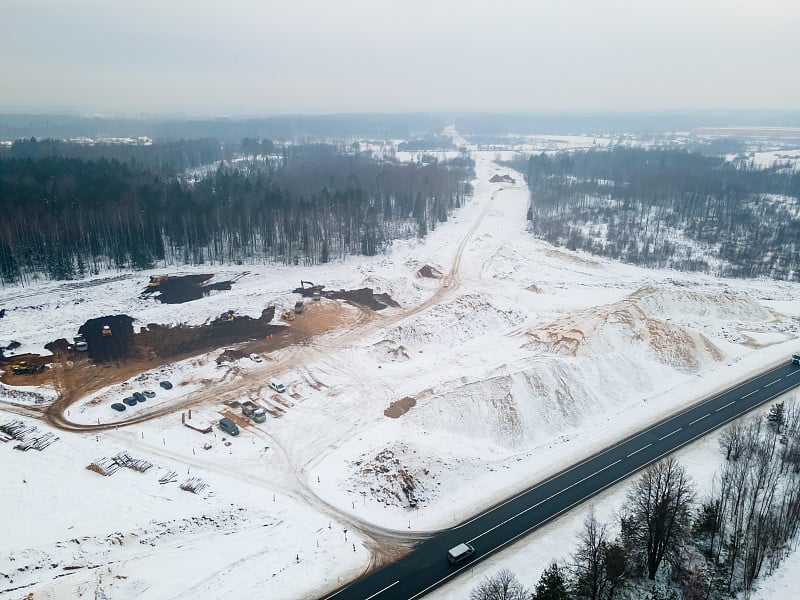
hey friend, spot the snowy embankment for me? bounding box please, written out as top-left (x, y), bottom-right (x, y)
top-left (1, 145), bottom-right (800, 599)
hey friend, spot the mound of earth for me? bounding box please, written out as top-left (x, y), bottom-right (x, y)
top-left (630, 286), bottom-right (773, 323)
top-left (404, 354), bottom-right (683, 449)
top-left (526, 300), bottom-right (724, 372)
top-left (384, 396), bottom-right (416, 418)
top-left (347, 445), bottom-right (431, 508)
top-left (417, 265), bottom-right (443, 279)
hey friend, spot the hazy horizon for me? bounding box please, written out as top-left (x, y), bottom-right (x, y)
top-left (2, 0), bottom-right (799, 116)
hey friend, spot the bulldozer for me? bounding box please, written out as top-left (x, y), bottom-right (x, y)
top-left (281, 310), bottom-right (295, 321)
top-left (11, 361), bottom-right (45, 375)
top-left (148, 274), bottom-right (168, 288)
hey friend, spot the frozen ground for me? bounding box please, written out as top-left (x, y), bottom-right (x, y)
top-left (2, 137), bottom-right (800, 599)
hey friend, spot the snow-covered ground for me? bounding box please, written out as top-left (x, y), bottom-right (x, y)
top-left (2, 139), bottom-right (800, 599)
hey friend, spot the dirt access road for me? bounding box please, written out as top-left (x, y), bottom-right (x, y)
top-left (43, 184), bottom-right (510, 433)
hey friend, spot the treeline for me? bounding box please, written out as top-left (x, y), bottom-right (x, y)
top-left (2, 137), bottom-right (232, 175)
top-left (0, 150), bottom-right (473, 284)
top-left (515, 147), bottom-right (800, 280)
top-left (470, 401), bottom-right (800, 600)
top-left (0, 113), bottom-right (448, 142)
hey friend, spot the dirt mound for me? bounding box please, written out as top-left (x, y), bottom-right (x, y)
top-left (417, 265), bottom-right (443, 279)
top-left (350, 446), bottom-right (427, 508)
top-left (144, 274), bottom-right (236, 304)
top-left (526, 301), bottom-right (724, 371)
top-left (384, 396), bottom-right (416, 418)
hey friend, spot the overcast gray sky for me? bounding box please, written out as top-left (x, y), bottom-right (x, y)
top-left (1, 0), bottom-right (798, 116)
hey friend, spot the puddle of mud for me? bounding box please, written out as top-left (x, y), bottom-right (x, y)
top-left (326, 288), bottom-right (400, 311)
top-left (384, 396), bottom-right (416, 418)
top-left (292, 283), bottom-right (399, 311)
top-left (144, 274), bottom-right (235, 304)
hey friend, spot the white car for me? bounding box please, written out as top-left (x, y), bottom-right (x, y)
top-left (250, 353), bottom-right (263, 363)
top-left (268, 379), bottom-right (285, 393)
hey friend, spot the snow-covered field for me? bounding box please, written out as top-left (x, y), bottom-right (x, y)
top-left (2, 141), bottom-right (800, 599)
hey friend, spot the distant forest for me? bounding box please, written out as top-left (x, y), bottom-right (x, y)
top-left (0, 113), bottom-right (449, 143)
top-left (0, 140), bottom-right (473, 284)
top-left (512, 147), bottom-right (800, 281)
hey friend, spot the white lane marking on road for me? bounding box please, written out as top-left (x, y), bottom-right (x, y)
top-left (788, 370), bottom-right (799, 377)
top-left (468, 460), bottom-right (623, 544)
top-left (716, 400), bottom-right (736, 412)
top-left (626, 443), bottom-right (652, 458)
top-left (659, 428), bottom-right (681, 441)
top-left (764, 379), bottom-right (782, 387)
top-left (741, 390), bottom-right (758, 399)
top-left (365, 581), bottom-right (399, 600)
top-left (689, 414), bottom-right (710, 426)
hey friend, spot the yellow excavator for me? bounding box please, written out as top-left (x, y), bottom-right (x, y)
top-left (148, 274), bottom-right (168, 288)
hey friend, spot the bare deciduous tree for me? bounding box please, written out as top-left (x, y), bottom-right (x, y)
top-left (621, 457), bottom-right (695, 580)
top-left (469, 568), bottom-right (530, 600)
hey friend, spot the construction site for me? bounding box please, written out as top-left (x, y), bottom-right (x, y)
top-left (2, 152), bottom-right (800, 600)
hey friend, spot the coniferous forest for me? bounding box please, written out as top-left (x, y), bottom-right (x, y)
top-left (0, 140), bottom-right (473, 284)
top-left (514, 147), bottom-right (800, 281)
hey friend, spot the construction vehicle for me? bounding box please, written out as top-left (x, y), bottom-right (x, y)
top-left (222, 310), bottom-right (235, 322)
top-left (294, 300), bottom-right (305, 314)
top-left (300, 280), bottom-right (325, 297)
top-left (11, 361), bottom-right (45, 375)
top-left (281, 310), bottom-right (295, 321)
top-left (241, 401), bottom-right (267, 423)
top-left (73, 334), bottom-right (88, 352)
top-left (148, 274), bottom-right (168, 287)
top-left (102, 325), bottom-right (112, 336)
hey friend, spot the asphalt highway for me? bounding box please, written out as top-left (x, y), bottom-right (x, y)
top-left (322, 359), bottom-right (800, 600)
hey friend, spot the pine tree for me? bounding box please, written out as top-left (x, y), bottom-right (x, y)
top-left (767, 402), bottom-right (785, 433)
top-left (533, 562), bottom-right (572, 600)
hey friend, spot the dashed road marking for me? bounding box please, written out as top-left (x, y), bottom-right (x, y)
top-left (626, 443), bottom-right (652, 458)
top-left (689, 414), bottom-right (710, 426)
top-left (659, 428), bottom-right (681, 441)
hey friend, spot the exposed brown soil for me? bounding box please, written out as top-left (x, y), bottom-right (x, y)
top-left (143, 274), bottom-right (238, 304)
top-left (384, 396), bottom-right (416, 418)
top-left (326, 288), bottom-right (400, 311)
top-left (417, 265), bottom-right (443, 279)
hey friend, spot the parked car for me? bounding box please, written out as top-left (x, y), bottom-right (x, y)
top-left (142, 390), bottom-right (156, 398)
top-left (111, 403), bottom-right (126, 412)
top-left (249, 353), bottom-right (263, 363)
top-left (268, 378), bottom-right (286, 393)
top-left (159, 381), bottom-right (173, 390)
top-left (122, 397), bottom-right (137, 407)
top-left (219, 417), bottom-right (240, 436)
top-left (132, 392), bottom-right (146, 403)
